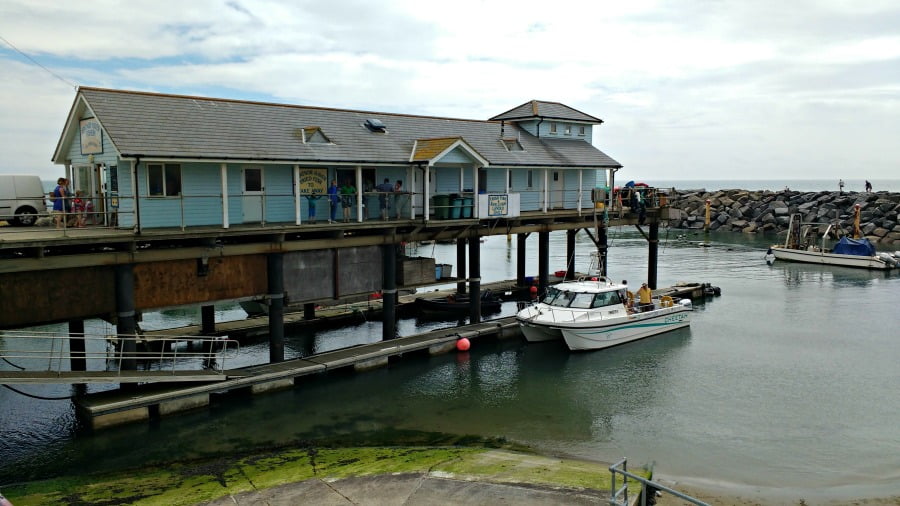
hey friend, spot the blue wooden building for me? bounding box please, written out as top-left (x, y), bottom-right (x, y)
top-left (51, 88), bottom-right (621, 230)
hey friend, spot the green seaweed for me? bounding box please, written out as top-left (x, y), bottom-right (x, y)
top-left (2, 431), bottom-right (642, 505)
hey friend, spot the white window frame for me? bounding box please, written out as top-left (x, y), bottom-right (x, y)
top-left (147, 163), bottom-right (182, 197)
top-left (549, 122), bottom-right (557, 135)
top-left (578, 125), bottom-right (586, 136)
top-left (526, 169), bottom-right (534, 189)
top-left (564, 124), bottom-right (572, 136)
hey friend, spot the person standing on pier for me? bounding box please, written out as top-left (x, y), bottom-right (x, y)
top-left (376, 178), bottom-right (393, 220)
top-left (393, 180), bottom-right (404, 219)
top-left (305, 192), bottom-right (321, 224)
top-left (327, 179), bottom-right (339, 223)
top-left (839, 179), bottom-right (845, 195)
top-left (340, 180), bottom-right (356, 222)
top-left (51, 177), bottom-right (67, 228)
top-left (865, 180), bottom-right (872, 193)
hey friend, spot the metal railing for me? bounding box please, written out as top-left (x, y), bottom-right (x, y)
top-left (609, 458), bottom-right (709, 506)
top-left (0, 330), bottom-right (240, 375)
top-left (1, 187), bottom-right (667, 234)
top-left (519, 298), bottom-right (683, 324)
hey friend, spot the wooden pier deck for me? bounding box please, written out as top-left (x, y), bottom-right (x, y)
top-left (3, 279), bottom-right (715, 429)
top-left (76, 317), bottom-right (520, 429)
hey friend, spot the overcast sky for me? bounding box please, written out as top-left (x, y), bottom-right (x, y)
top-left (1, 0), bottom-right (899, 182)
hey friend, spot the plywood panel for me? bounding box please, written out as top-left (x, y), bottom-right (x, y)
top-left (134, 255), bottom-right (267, 309)
top-left (0, 267), bottom-right (115, 328)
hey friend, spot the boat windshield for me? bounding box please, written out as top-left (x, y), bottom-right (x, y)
top-left (543, 288), bottom-right (616, 309)
top-left (541, 287), bottom-right (561, 304)
top-left (569, 292), bottom-right (594, 308)
top-left (591, 290), bottom-right (623, 308)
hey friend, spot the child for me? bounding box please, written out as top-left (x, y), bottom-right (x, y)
top-left (72, 191), bottom-right (86, 228)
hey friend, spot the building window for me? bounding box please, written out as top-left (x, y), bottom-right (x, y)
top-left (549, 122), bottom-right (557, 135)
top-left (148, 163), bottom-right (181, 197)
top-left (578, 126), bottom-right (586, 136)
top-left (526, 169), bottom-right (533, 189)
top-left (502, 138), bottom-right (524, 151)
top-left (564, 124), bottom-right (572, 136)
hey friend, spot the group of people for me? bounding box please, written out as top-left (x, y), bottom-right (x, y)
top-left (375, 178), bottom-right (404, 220)
top-left (326, 179), bottom-right (359, 223)
top-left (839, 179), bottom-right (873, 194)
top-left (51, 177), bottom-right (92, 229)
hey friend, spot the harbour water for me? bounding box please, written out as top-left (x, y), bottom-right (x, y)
top-left (2, 216), bottom-right (900, 502)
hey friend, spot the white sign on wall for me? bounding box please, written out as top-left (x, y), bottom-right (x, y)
top-left (79, 118), bottom-right (103, 155)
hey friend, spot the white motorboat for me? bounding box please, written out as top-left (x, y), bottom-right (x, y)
top-left (769, 208), bottom-right (897, 270)
top-left (516, 276), bottom-right (692, 351)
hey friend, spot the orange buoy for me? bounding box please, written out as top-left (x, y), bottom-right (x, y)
top-left (456, 337), bottom-right (471, 351)
top-left (529, 286), bottom-right (538, 297)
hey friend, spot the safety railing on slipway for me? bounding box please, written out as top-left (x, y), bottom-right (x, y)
top-left (0, 330), bottom-right (240, 381)
top-left (0, 187), bottom-right (674, 235)
top-left (609, 458), bottom-right (708, 506)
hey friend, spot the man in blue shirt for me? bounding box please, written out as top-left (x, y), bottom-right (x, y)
top-left (376, 178), bottom-right (393, 220)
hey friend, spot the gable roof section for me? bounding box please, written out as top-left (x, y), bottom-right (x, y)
top-left (410, 137), bottom-right (488, 166)
top-left (62, 88), bottom-right (620, 169)
top-left (489, 100), bottom-right (603, 124)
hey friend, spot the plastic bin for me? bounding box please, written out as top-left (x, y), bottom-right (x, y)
top-left (440, 263), bottom-right (453, 278)
top-left (435, 264), bottom-right (443, 279)
top-left (450, 198), bottom-right (463, 219)
top-left (433, 194), bottom-right (450, 219)
top-left (462, 197), bottom-right (474, 218)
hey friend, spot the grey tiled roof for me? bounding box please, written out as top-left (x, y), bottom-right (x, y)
top-left (78, 88), bottom-right (620, 168)
top-left (489, 100), bottom-right (603, 123)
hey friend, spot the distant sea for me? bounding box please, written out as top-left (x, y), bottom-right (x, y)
top-left (646, 178), bottom-right (900, 193)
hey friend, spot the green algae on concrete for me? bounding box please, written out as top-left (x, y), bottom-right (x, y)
top-left (3, 446), bottom-right (646, 505)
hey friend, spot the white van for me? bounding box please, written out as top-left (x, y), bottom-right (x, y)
top-left (0, 175), bottom-right (48, 226)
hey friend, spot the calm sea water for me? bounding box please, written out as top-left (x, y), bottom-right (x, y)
top-left (2, 210), bottom-right (899, 501)
top-left (649, 178), bottom-right (900, 193)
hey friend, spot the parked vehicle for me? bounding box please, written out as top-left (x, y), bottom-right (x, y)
top-left (0, 175), bottom-right (47, 226)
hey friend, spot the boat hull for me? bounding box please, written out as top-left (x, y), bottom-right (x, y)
top-left (560, 308), bottom-right (691, 351)
top-left (771, 247), bottom-right (891, 270)
top-left (519, 321), bottom-right (562, 342)
top-left (414, 297), bottom-right (501, 316)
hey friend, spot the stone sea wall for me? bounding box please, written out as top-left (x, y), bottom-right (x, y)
top-left (663, 189), bottom-right (900, 245)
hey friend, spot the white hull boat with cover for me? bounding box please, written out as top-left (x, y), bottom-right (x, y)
top-left (516, 276), bottom-right (692, 351)
top-left (769, 209), bottom-right (897, 271)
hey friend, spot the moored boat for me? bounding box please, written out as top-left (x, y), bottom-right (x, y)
top-left (516, 277), bottom-right (692, 351)
top-left (414, 290), bottom-right (502, 317)
top-left (769, 207), bottom-right (897, 270)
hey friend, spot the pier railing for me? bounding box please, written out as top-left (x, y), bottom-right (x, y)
top-left (609, 458), bottom-right (708, 506)
top-left (1, 186), bottom-right (668, 234)
top-left (0, 330), bottom-right (240, 378)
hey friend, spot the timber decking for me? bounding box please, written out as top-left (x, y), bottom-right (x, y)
top-left (75, 317), bottom-right (519, 418)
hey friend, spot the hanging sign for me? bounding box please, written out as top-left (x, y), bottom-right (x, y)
top-left (298, 168), bottom-right (327, 195)
top-left (79, 118), bottom-right (103, 155)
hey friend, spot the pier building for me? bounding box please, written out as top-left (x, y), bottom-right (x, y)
top-left (0, 88), bottom-right (672, 427)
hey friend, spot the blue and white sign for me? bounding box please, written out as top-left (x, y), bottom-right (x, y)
top-left (79, 118), bottom-right (103, 155)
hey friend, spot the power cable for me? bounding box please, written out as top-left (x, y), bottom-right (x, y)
top-left (0, 34), bottom-right (78, 89)
top-left (2, 384), bottom-right (76, 401)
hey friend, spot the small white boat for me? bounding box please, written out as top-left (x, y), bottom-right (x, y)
top-left (769, 209), bottom-right (896, 270)
top-left (516, 276), bottom-right (692, 351)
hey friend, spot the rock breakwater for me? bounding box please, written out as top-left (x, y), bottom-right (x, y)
top-left (664, 189), bottom-right (900, 245)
